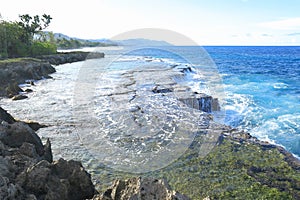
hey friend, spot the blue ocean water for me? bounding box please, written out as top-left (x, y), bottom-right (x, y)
top-left (206, 46), bottom-right (300, 157)
top-left (107, 46), bottom-right (300, 158)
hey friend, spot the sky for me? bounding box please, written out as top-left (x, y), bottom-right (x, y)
top-left (1, 0), bottom-right (300, 45)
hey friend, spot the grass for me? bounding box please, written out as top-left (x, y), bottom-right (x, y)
top-left (0, 57), bottom-right (42, 65)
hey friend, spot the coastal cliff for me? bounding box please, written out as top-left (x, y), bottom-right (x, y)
top-left (0, 51), bottom-right (104, 98)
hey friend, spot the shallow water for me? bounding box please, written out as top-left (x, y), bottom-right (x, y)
top-left (0, 47), bottom-right (219, 179)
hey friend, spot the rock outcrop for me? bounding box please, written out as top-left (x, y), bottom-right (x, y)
top-left (0, 107), bottom-right (16, 124)
top-left (36, 51), bottom-right (105, 65)
top-left (0, 52), bottom-right (105, 98)
top-left (0, 107), bottom-right (96, 200)
top-left (0, 107), bottom-right (190, 200)
top-left (0, 58), bottom-right (56, 97)
top-left (94, 177), bottom-right (190, 200)
top-left (176, 92), bottom-right (220, 112)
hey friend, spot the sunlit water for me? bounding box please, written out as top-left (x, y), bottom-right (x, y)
top-left (205, 46), bottom-right (300, 157)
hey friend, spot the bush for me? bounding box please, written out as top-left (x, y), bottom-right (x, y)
top-left (0, 51), bottom-right (8, 59)
top-left (15, 42), bottom-right (30, 57)
top-left (30, 41), bottom-right (57, 56)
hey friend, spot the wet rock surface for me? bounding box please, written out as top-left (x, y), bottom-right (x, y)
top-left (79, 65), bottom-right (222, 172)
top-left (11, 94), bottom-right (28, 101)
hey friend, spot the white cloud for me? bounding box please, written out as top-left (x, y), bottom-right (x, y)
top-left (259, 17), bottom-right (300, 30)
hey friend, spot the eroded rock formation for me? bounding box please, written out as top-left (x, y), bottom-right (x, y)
top-left (0, 107), bottom-right (96, 200)
top-left (94, 177), bottom-right (190, 200)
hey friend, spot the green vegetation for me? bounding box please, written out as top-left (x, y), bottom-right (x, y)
top-left (0, 57), bottom-right (41, 64)
top-left (0, 14), bottom-right (116, 57)
top-left (30, 40), bottom-right (57, 56)
top-left (153, 138), bottom-right (300, 199)
top-left (0, 14), bottom-right (57, 58)
top-left (94, 136), bottom-right (300, 199)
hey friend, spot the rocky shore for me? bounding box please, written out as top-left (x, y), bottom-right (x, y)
top-left (1, 53), bottom-right (300, 199)
top-left (0, 58), bottom-right (55, 98)
top-left (35, 51), bottom-right (105, 65)
top-left (0, 107), bottom-right (187, 200)
top-left (1, 104), bottom-right (300, 199)
top-left (0, 107), bottom-right (95, 199)
top-left (87, 64), bottom-right (300, 199)
top-left (0, 51), bottom-right (104, 99)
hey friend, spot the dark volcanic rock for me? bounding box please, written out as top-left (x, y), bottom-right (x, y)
top-left (0, 58), bottom-right (56, 97)
top-left (152, 85), bottom-right (174, 93)
top-left (24, 88), bottom-right (33, 93)
top-left (25, 121), bottom-right (48, 131)
top-left (96, 177), bottom-right (190, 200)
top-left (0, 107), bottom-right (96, 200)
top-left (0, 121), bottom-right (44, 155)
top-left (36, 51), bottom-right (105, 65)
top-left (6, 82), bottom-right (24, 97)
top-left (11, 94), bottom-right (28, 101)
top-left (17, 159), bottom-right (95, 200)
top-left (0, 107), bottom-right (16, 124)
top-left (43, 138), bottom-right (53, 163)
top-left (1, 107), bottom-right (47, 130)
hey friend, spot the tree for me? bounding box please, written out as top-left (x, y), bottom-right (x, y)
top-left (0, 21), bottom-right (29, 58)
top-left (0, 14), bottom-right (56, 58)
top-left (18, 14), bottom-right (52, 45)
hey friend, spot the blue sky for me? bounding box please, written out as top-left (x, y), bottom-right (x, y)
top-left (1, 0), bottom-right (300, 45)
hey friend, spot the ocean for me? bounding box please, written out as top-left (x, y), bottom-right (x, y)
top-left (206, 46), bottom-right (300, 157)
top-left (1, 45), bottom-right (299, 170)
top-left (101, 45), bottom-right (300, 158)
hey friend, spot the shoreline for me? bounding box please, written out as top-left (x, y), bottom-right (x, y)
top-left (0, 51), bottom-right (104, 99)
top-left (1, 53), bottom-right (300, 199)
